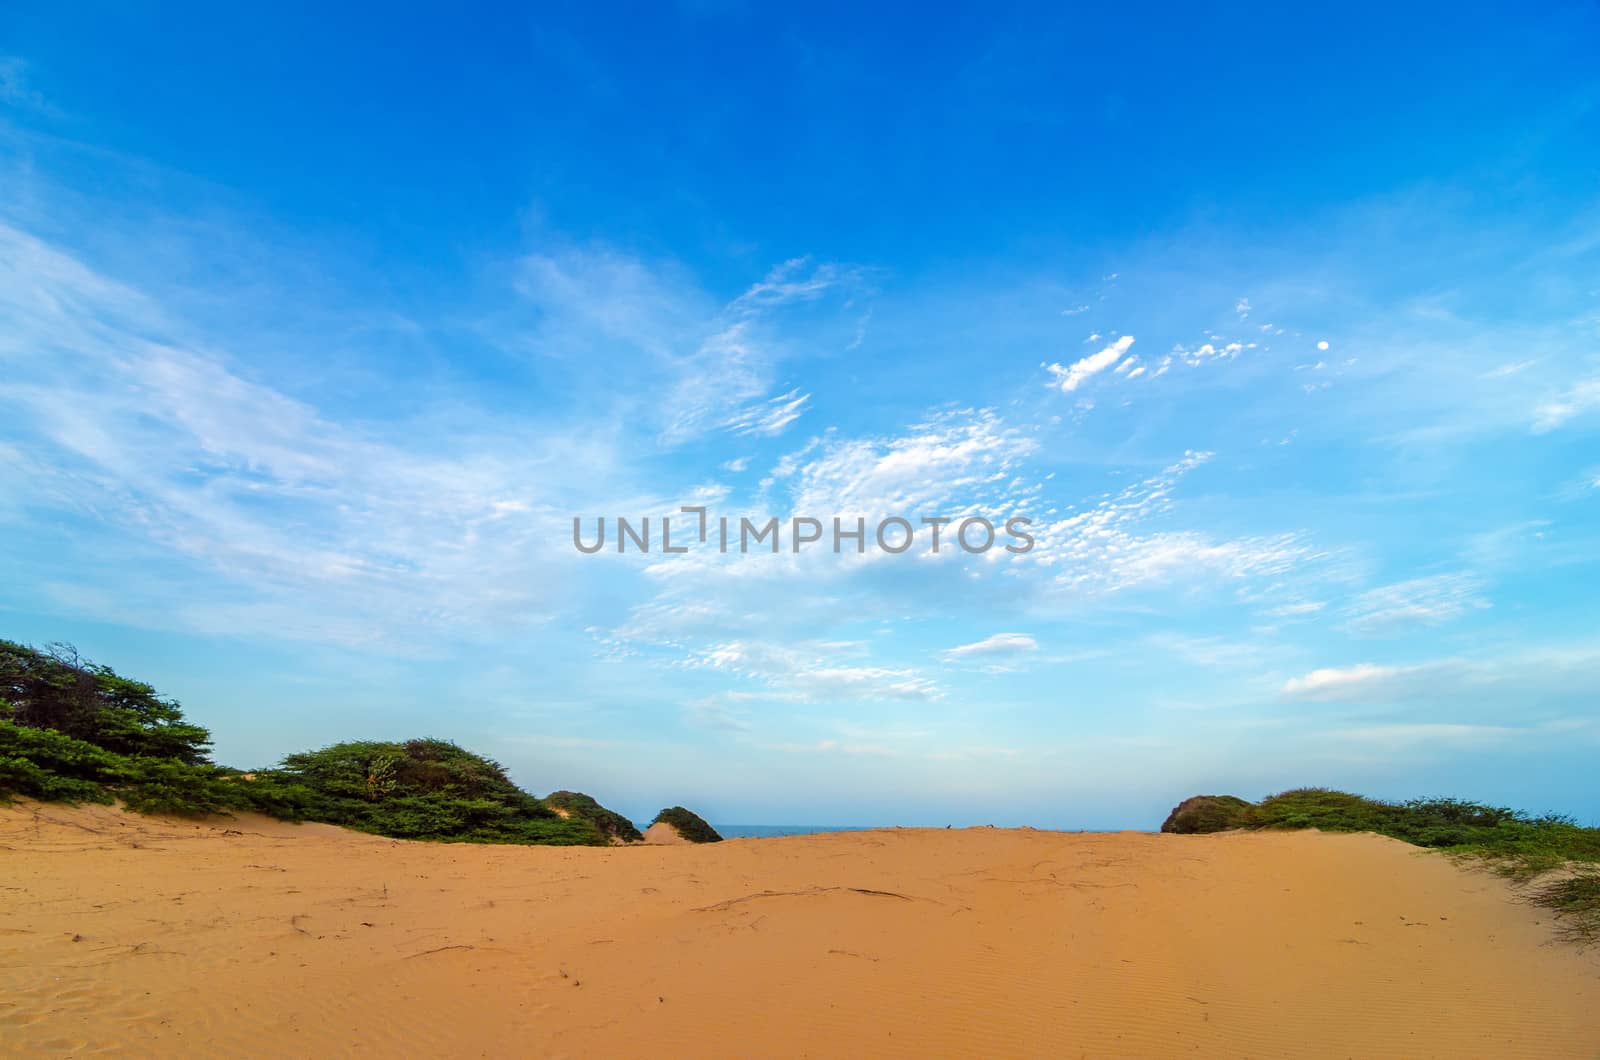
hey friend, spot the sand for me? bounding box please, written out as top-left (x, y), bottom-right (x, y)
top-left (640, 821), bottom-right (691, 845)
top-left (3, 802), bottom-right (1598, 1058)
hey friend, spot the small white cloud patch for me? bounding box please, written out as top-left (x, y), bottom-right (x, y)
top-left (1046, 335), bottom-right (1136, 393)
top-left (942, 632), bottom-right (1039, 659)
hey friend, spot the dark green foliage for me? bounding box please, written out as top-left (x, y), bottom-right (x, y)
top-left (1160, 795), bottom-right (1258, 833)
top-left (0, 720), bottom-right (120, 804)
top-left (0, 640), bottom-right (211, 763)
top-left (652, 805), bottom-right (722, 843)
top-left (115, 759), bottom-right (247, 817)
top-left (0, 718), bottom-right (286, 817)
top-left (0, 640), bottom-right (272, 818)
top-left (270, 739), bottom-right (606, 845)
top-left (545, 790), bottom-right (643, 843)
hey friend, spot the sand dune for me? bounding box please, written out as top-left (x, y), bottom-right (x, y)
top-left (2, 801), bottom-right (1597, 1058)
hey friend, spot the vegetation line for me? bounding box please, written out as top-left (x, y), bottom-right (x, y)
top-left (0, 640), bottom-right (716, 847)
top-left (1162, 790), bottom-right (1600, 944)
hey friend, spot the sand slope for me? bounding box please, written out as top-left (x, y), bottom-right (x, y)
top-left (2, 801), bottom-right (1597, 1058)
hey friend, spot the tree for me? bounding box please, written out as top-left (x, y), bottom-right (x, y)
top-left (0, 641), bottom-right (212, 763)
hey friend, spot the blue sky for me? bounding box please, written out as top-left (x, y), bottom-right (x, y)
top-left (2, 3), bottom-right (1599, 827)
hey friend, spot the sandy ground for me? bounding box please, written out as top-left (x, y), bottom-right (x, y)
top-left (3, 802), bottom-right (1598, 1058)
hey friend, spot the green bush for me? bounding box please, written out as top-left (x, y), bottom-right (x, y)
top-left (1243, 788), bottom-right (1595, 858)
top-left (1160, 795), bottom-right (1258, 833)
top-left (270, 739), bottom-right (607, 845)
top-left (545, 790), bottom-right (643, 843)
top-left (652, 805), bottom-right (722, 843)
top-left (0, 718), bottom-right (251, 815)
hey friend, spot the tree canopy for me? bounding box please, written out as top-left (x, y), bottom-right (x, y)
top-left (0, 640), bottom-right (212, 763)
top-left (274, 739), bottom-right (605, 844)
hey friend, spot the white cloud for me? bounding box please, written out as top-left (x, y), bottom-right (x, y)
top-left (1177, 340), bottom-right (1248, 365)
top-left (1267, 600), bottom-right (1326, 618)
top-left (1046, 335), bottom-right (1135, 392)
top-left (1282, 663), bottom-right (1415, 700)
top-left (942, 632), bottom-right (1039, 660)
top-left (688, 639), bottom-right (941, 702)
top-left (786, 408), bottom-right (1037, 520)
top-left (725, 387), bottom-right (811, 436)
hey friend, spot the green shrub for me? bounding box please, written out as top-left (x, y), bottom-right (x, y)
top-left (652, 805), bottom-right (722, 843)
top-left (0, 719), bottom-right (246, 815)
top-left (1160, 795), bottom-right (1258, 833)
top-left (0, 750), bottom-right (112, 804)
top-left (114, 759), bottom-right (242, 817)
top-left (545, 790), bottom-right (643, 843)
top-left (271, 739), bottom-right (608, 845)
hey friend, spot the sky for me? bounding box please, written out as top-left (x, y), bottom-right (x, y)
top-left (2, 3), bottom-right (1598, 828)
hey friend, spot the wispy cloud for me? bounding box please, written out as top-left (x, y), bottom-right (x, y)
top-left (1023, 452), bottom-right (1333, 603)
top-left (725, 387), bottom-right (811, 436)
top-left (0, 56), bottom-right (53, 113)
top-left (1046, 335), bottom-right (1135, 392)
top-left (655, 259), bottom-right (853, 444)
top-left (785, 408), bottom-right (1038, 520)
top-left (942, 632), bottom-right (1038, 659)
top-left (0, 223), bottom-right (642, 645)
top-left (1533, 376), bottom-right (1600, 433)
top-left (688, 639), bottom-right (942, 702)
top-left (1280, 643), bottom-right (1600, 718)
top-left (512, 247), bottom-right (851, 445)
top-left (1343, 573), bottom-right (1489, 635)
